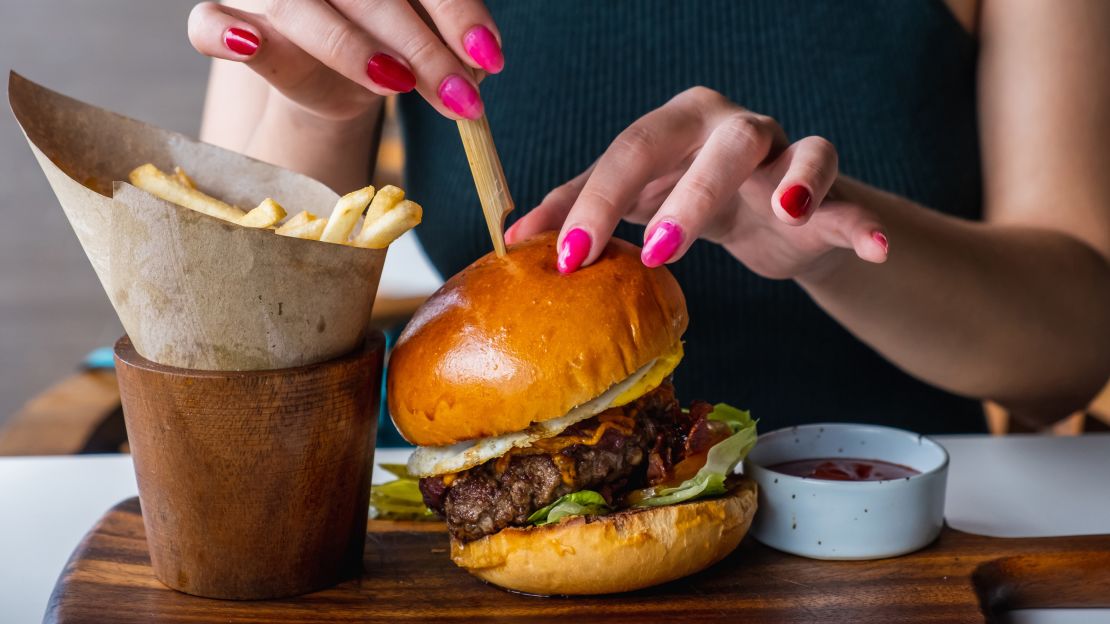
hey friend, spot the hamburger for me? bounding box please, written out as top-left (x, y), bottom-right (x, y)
top-left (387, 232), bottom-right (758, 595)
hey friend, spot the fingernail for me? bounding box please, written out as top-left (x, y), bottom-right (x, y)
top-left (438, 75), bottom-right (483, 119)
top-left (463, 25), bottom-right (504, 74)
top-left (641, 221), bottom-right (683, 268)
top-left (872, 231), bottom-right (889, 253)
top-left (557, 228), bottom-right (590, 274)
top-left (224, 27), bottom-right (259, 57)
top-left (367, 53), bottom-right (416, 93)
top-left (780, 185), bottom-right (811, 219)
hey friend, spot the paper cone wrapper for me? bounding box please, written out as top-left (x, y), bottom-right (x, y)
top-left (9, 72), bottom-right (385, 370)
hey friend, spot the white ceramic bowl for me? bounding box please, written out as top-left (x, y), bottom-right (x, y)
top-left (743, 423), bottom-right (948, 560)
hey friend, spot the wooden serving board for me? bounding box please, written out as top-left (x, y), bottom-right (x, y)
top-left (47, 498), bottom-right (1110, 623)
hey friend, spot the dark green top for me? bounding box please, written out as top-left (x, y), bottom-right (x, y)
top-left (398, 1), bottom-right (985, 434)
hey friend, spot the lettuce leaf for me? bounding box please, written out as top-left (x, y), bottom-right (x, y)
top-left (633, 403), bottom-right (757, 507)
top-left (379, 463), bottom-right (413, 480)
top-left (528, 490), bottom-right (611, 526)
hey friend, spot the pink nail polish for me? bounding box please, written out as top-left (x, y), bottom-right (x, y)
top-left (438, 75), bottom-right (483, 119)
top-left (872, 231), bottom-right (889, 253)
top-left (641, 221), bottom-right (683, 267)
top-left (558, 228), bottom-right (590, 274)
top-left (462, 25), bottom-right (504, 74)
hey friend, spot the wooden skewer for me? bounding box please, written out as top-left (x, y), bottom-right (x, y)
top-left (457, 115), bottom-right (514, 257)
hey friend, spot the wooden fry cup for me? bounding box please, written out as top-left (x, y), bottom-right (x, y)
top-left (113, 332), bottom-right (384, 600)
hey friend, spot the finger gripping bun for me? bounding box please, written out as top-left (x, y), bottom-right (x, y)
top-left (388, 232), bottom-right (688, 447)
top-left (449, 480), bottom-right (758, 596)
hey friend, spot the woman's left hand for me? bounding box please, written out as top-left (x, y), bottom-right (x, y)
top-left (505, 87), bottom-right (889, 277)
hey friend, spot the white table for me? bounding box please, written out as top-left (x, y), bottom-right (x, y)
top-left (376, 230), bottom-right (444, 298)
top-left (2, 435), bottom-right (1108, 624)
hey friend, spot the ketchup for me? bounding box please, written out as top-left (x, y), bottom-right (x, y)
top-left (768, 458), bottom-right (919, 481)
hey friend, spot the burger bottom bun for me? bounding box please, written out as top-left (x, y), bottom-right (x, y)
top-left (449, 479), bottom-right (758, 596)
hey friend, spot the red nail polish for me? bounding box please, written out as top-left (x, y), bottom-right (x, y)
top-left (558, 228), bottom-right (590, 274)
top-left (872, 231), bottom-right (889, 253)
top-left (780, 185), bottom-right (811, 219)
top-left (367, 53), bottom-right (416, 93)
top-left (463, 25), bottom-right (504, 74)
top-left (641, 221), bottom-right (683, 267)
top-left (224, 28), bottom-right (259, 56)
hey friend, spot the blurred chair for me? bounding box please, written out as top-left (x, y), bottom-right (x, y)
top-left (985, 382), bottom-right (1110, 435)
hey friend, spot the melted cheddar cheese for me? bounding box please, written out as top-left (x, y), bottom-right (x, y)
top-left (530, 413), bottom-right (636, 454)
top-left (487, 411), bottom-right (643, 484)
top-left (609, 341), bottom-right (684, 408)
top-left (551, 454), bottom-right (578, 486)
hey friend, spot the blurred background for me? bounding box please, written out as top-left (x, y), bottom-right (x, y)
top-left (0, 1), bottom-right (440, 448)
top-left (0, 3), bottom-right (200, 426)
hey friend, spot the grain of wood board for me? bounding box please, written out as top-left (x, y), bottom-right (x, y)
top-left (47, 497), bottom-right (1110, 623)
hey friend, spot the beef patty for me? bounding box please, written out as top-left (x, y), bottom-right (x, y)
top-left (420, 381), bottom-right (683, 542)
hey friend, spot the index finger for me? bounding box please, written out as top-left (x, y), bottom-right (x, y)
top-left (266, 0), bottom-right (413, 97)
top-left (418, 0), bottom-right (505, 74)
top-left (329, 0), bottom-right (485, 119)
top-left (555, 92), bottom-right (713, 269)
top-left (189, 2), bottom-right (367, 102)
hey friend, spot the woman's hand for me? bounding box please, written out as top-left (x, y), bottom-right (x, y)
top-left (187, 0), bottom-right (503, 122)
top-left (506, 87), bottom-right (889, 278)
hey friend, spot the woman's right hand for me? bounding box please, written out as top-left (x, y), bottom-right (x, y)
top-left (187, 0), bottom-right (503, 122)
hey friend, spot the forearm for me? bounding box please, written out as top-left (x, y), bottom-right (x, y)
top-left (797, 177), bottom-right (1110, 417)
top-left (199, 62), bottom-right (383, 193)
top-left (237, 94), bottom-right (383, 193)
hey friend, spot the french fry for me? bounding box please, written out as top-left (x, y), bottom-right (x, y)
top-left (173, 166), bottom-right (197, 190)
top-left (238, 198), bottom-right (287, 229)
top-left (353, 200), bottom-right (422, 249)
top-left (129, 164), bottom-right (245, 222)
top-left (277, 210), bottom-right (313, 231)
top-left (277, 218), bottom-right (327, 241)
top-left (130, 161), bottom-right (419, 247)
top-left (275, 211), bottom-right (326, 240)
top-left (320, 185), bottom-right (375, 243)
top-left (360, 185), bottom-right (404, 232)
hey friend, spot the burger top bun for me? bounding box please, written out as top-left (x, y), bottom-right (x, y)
top-left (388, 231), bottom-right (688, 447)
top-left (449, 479), bottom-right (757, 596)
